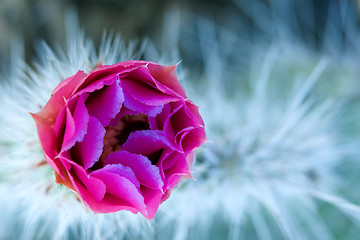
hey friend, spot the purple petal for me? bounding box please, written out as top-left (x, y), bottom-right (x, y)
top-left (73, 115), bottom-right (105, 169)
top-left (148, 116), bottom-right (158, 130)
top-left (105, 151), bottom-right (163, 190)
top-left (86, 80), bottom-right (124, 126)
top-left (108, 106), bottom-right (138, 127)
top-left (122, 130), bottom-right (179, 156)
top-left (122, 87), bottom-right (163, 117)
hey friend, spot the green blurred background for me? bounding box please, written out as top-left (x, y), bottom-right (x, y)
top-left (0, 0), bottom-right (359, 68)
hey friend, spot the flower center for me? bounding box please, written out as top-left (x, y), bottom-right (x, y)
top-left (94, 113), bottom-right (150, 170)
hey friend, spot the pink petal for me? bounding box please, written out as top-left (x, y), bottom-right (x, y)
top-left (53, 94), bottom-right (90, 153)
top-left (148, 103), bottom-right (171, 130)
top-left (186, 151), bottom-right (195, 165)
top-left (141, 187), bottom-right (163, 219)
top-left (53, 104), bottom-right (66, 138)
top-left (185, 100), bottom-right (205, 126)
top-left (163, 154), bottom-right (190, 189)
top-left (157, 151), bottom-right (190, 190)
top-left (121, 77), bottom-right (179, 106)
top-left (155, 149), bottom-right (174, 180)
top-left (169, 102), bottom-right (198, 133)
top-left (118, 65), bottom-right (155, 86)
top-left (92, 61), bottom-right (145, 78)
top-left (53, 71), bottom-right (87, 96)
top-left (51, 71), bottom-right (87, 105)
top-left (97, 195), bottom-right (140, 214)
top-left (160, 189), bottom-right (173, 203)
top-left (62, 94), bottom-right (89, 151)
top-left (73, 73), bottom-right (116, 98)
top-left (176, 126), bottom-right (207, 154)
top-left (160, 151), bottom-right (181, 171)
top-left (166, 174), bottom-right (183, 189)
top-left (90, 164), bottom-right (140, 190)
top-left (91, 170), bottom-right (147, 215)
top-left (72, 115), bottom-right (105, 169)
top-left (105, 151), bottom-right (163, 190)
top-left (56, 150), bottom-right (72, 171)
top-left (67, 172), bottom-right (130, 214)
top-left (166, 101), bottom-right (206, 153)
top-left (69, 163), bottom-right (106, 202)
top-left (86, 80), bottom-right (124, 126)
top-left (147, 62), bottom-right (187, 98)
top-left (30, 112), bottom-right (65, 178)
top-left (62, 102), bottom-right (79, 151)
top-left (31, 60), bottom-right (205, 220)
top-left (34, 71), bottom-right (86, 137)
top-left (163, 103), bottom-right (183, 140)
top-left (74, 61), bottom-right (144, 94)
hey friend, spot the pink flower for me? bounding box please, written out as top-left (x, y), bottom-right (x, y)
top-left (31, 61), bottom-right (206, 219)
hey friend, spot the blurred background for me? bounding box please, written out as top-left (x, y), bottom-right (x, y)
top-left (1, 0), bottom-right (360, 239)
top-left (1, 0), bottom-right (359, 68)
